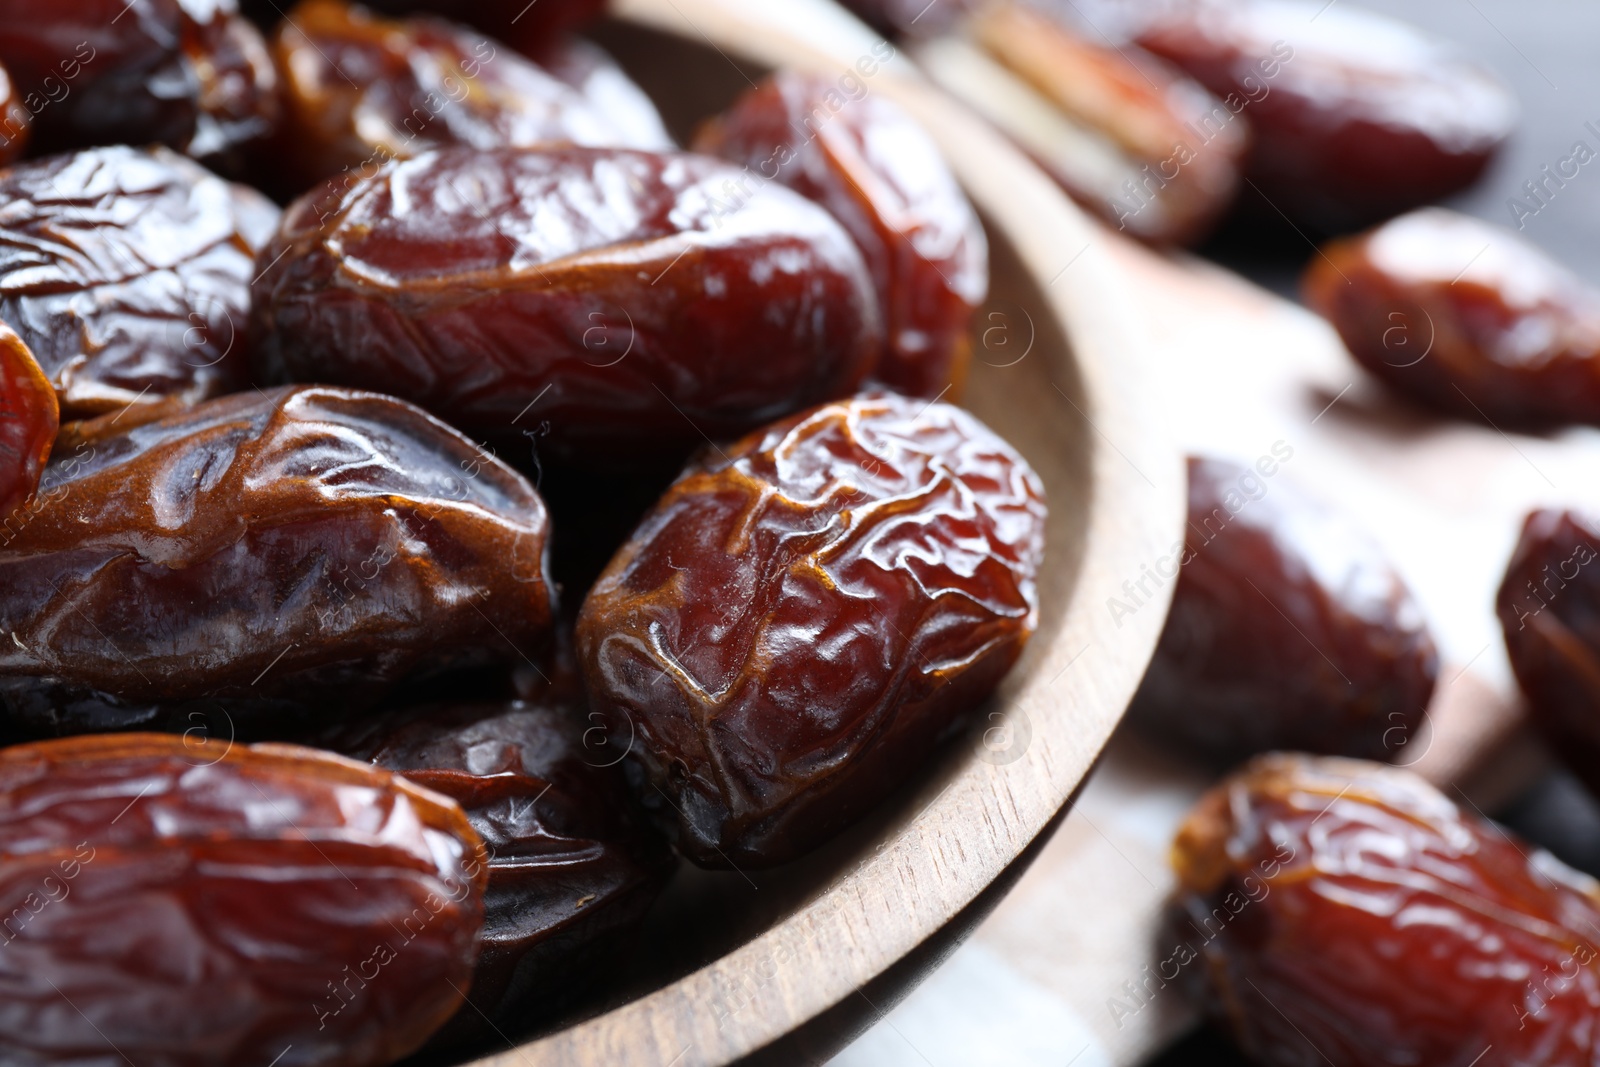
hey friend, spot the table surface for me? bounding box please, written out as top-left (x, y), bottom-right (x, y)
top-left (827, 1), bottom-right (1600, 1064)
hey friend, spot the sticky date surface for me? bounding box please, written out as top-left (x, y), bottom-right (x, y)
top-left (1306, 209), bottom-right (1600, 428)
top-left (695, 70), bottom-right (987, 398)
top-left (1498, 509), bottom-right (1600, 792)
top-left (0, 732), bottom-right (487, 1067)
top-left (326, 696), bottom-right (673, 1048)
top-left (577, 393), bottom-right (1047, 867)
top-left (1173, 754), bottom-right (1600, 1064)
top-left (1129, 456), bottom-right (1437, 762)
top-left (251, 145), bottom-right (882, 464)
top-left (270, 1), bottom-right (664, 193)
top-left (0, 145), bottom-right (279, 418)
top-left (0, 0), bottom-right (278, 173)
top-left (0, 385), bottom-right (555, 736)
top-left (0, 321), bottom-right (58, 523)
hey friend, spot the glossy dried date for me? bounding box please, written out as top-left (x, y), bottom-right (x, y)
top-left (923, 1), bottom-right (1246, 246)
top-left (251, 145), bottom-right (881, 465)
top-left (0, 385), bottom-right (555, 737)
top-left (0, 59), bottom-right (27, 165)
top-left (1498, 509), bottom-right (1600, 792)
top-left (270, 0), bottom-right (666, 194)
top-left (1128, 455), bottom-right (1437, 763)
top-left (1136, 0), bottom-right (1515, 230)
top-left (1172, 754), bottom-right (1600, 1063)
top-left (0, 321), bottom-right (57, 524)
top-left (0, 145), bottom-right (279, 418)
top-left (0, 0), bottom-right (277, 174)
top-left (0, 732), bottom-right (487, 1067)
top-left (695, 70), bottom-right (987, 398)
top-left (528, 36), bottom-right (674, 152)
top-left (1305, 209), bottom-right (1600, 428)
top-left (325, 695), bottom-right (674, 1048)
top-left (577, 392), bottom-right (1047, 867)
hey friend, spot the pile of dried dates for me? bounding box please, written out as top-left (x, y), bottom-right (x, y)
top-left (0, 1), bottom-right (1050, 1063)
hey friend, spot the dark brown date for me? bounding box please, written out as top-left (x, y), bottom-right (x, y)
top-left (1172, 753), bottom-right (1600, 1063)
top-left (0, 385), bottom-right (555, 737)
top-left (1136, 0), bottom-right (1516, 231)
top-left (251, 145), bottom-right (882, 466)
top-left (269, 0), bottom-right (669, 194)
top-left (0, 732), bottom-right (487, 1067)
top-left (577, 392), bottom-right (1046, 867)
top-left (529, 35), bottom-right (674, 151)
top-left (694, 70), bottom-right (988, 399)
top-left (1498, 509), bottom-right (1600, 793)
top-left (0, 320), bottom-right (57, 524)
top-left (1128, 455), bottom-right (1437, 763)
top-left (936, 1), bottom-right (1246, 246)
top-left (0, 59), bottom-right (27, 165)
top-left (0, 0), bottom-right (278, 174)
top-left (1305, 209), bottom-right (1600, 428)
top-left (324, 694), bottom-right (674, 1048)
top-left (0, 145), bottom-right (279, 419)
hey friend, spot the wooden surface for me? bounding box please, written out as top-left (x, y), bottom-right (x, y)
top-left (455, 2), bottom-right (1188, 1065)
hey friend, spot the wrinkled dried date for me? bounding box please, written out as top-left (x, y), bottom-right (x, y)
top-left (1306, 208), bottom-right (1600, 428)
top-left (577, 392), bottom-right (1047, 867)
top-left (0, 0), bottom-right (278, 174)
top-left (0, 732), bottom-right (488, 1067)
top-left (1498, 509), bottom-right (1600, 793)
top-left (0, 145), bottom-right (279, 418)
top-left (251, 145), bottom-right (882, 465)
top-left (1137, 0), bottom-right (1515, 230)
top-left (270, 0), bottom-right (668, 194)
top-left (695, 69), bottom-right (988, 398)
top-left (1172, 754), bottom-right (1600, 1063)
top-left (1128, 455), bottom-right (1437, 763)
top-left (930, 1), bottom-right (1246, 246)
top-left (324, 695), bottom-right (674, 1049)
top-left (0, 59), bottom-right (27, 165)
top-left (0, 385), bottom-right (555, 737)
top-left (0, 321), bottom-right (57, 524)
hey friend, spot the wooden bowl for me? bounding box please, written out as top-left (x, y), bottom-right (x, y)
top-left (469, 2), bottom-right (1186, 1063)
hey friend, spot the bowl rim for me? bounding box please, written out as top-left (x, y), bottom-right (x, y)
top-left (473, 2), bottom-right (1186, 1062)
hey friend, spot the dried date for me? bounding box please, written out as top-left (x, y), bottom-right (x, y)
top-left (0, 320), bottom-right (57, 525)
top-left (1128, 455), bottom-right (1437, 763)
top-left (576, 392), bottom-right (1047, 867)
top-left (251, 145), bottom-right (882, 466)
top-left (1172, 753), bottom-right (1600, 1063)
top-left (1498, 509), bottom-right (1600, 793)
top-left (530, 35), bottom-right (674, 152)
top-left (694, 69), bottom-right (988, 398)
top-left (928, 1), bottom-right (1246, 246)
top-left (270, 0), bottom-right (668, 194)
top-left (0, 732), bottom-right (487, 1067)
top-left (0, 385), bottom-right (555, 737)
top-left (0, 145), bottom-right (279, 418)
top-left (1305, 208), bottom-right (1600, 428)
top-left (1136, 0), bottom-right (1515, 230)
top-left (0, 0), bottom-right (278, 175)
top-left (360, 0), bottom-right (603, 42)
top-left (324, 695), bottom-right (674, 1049)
